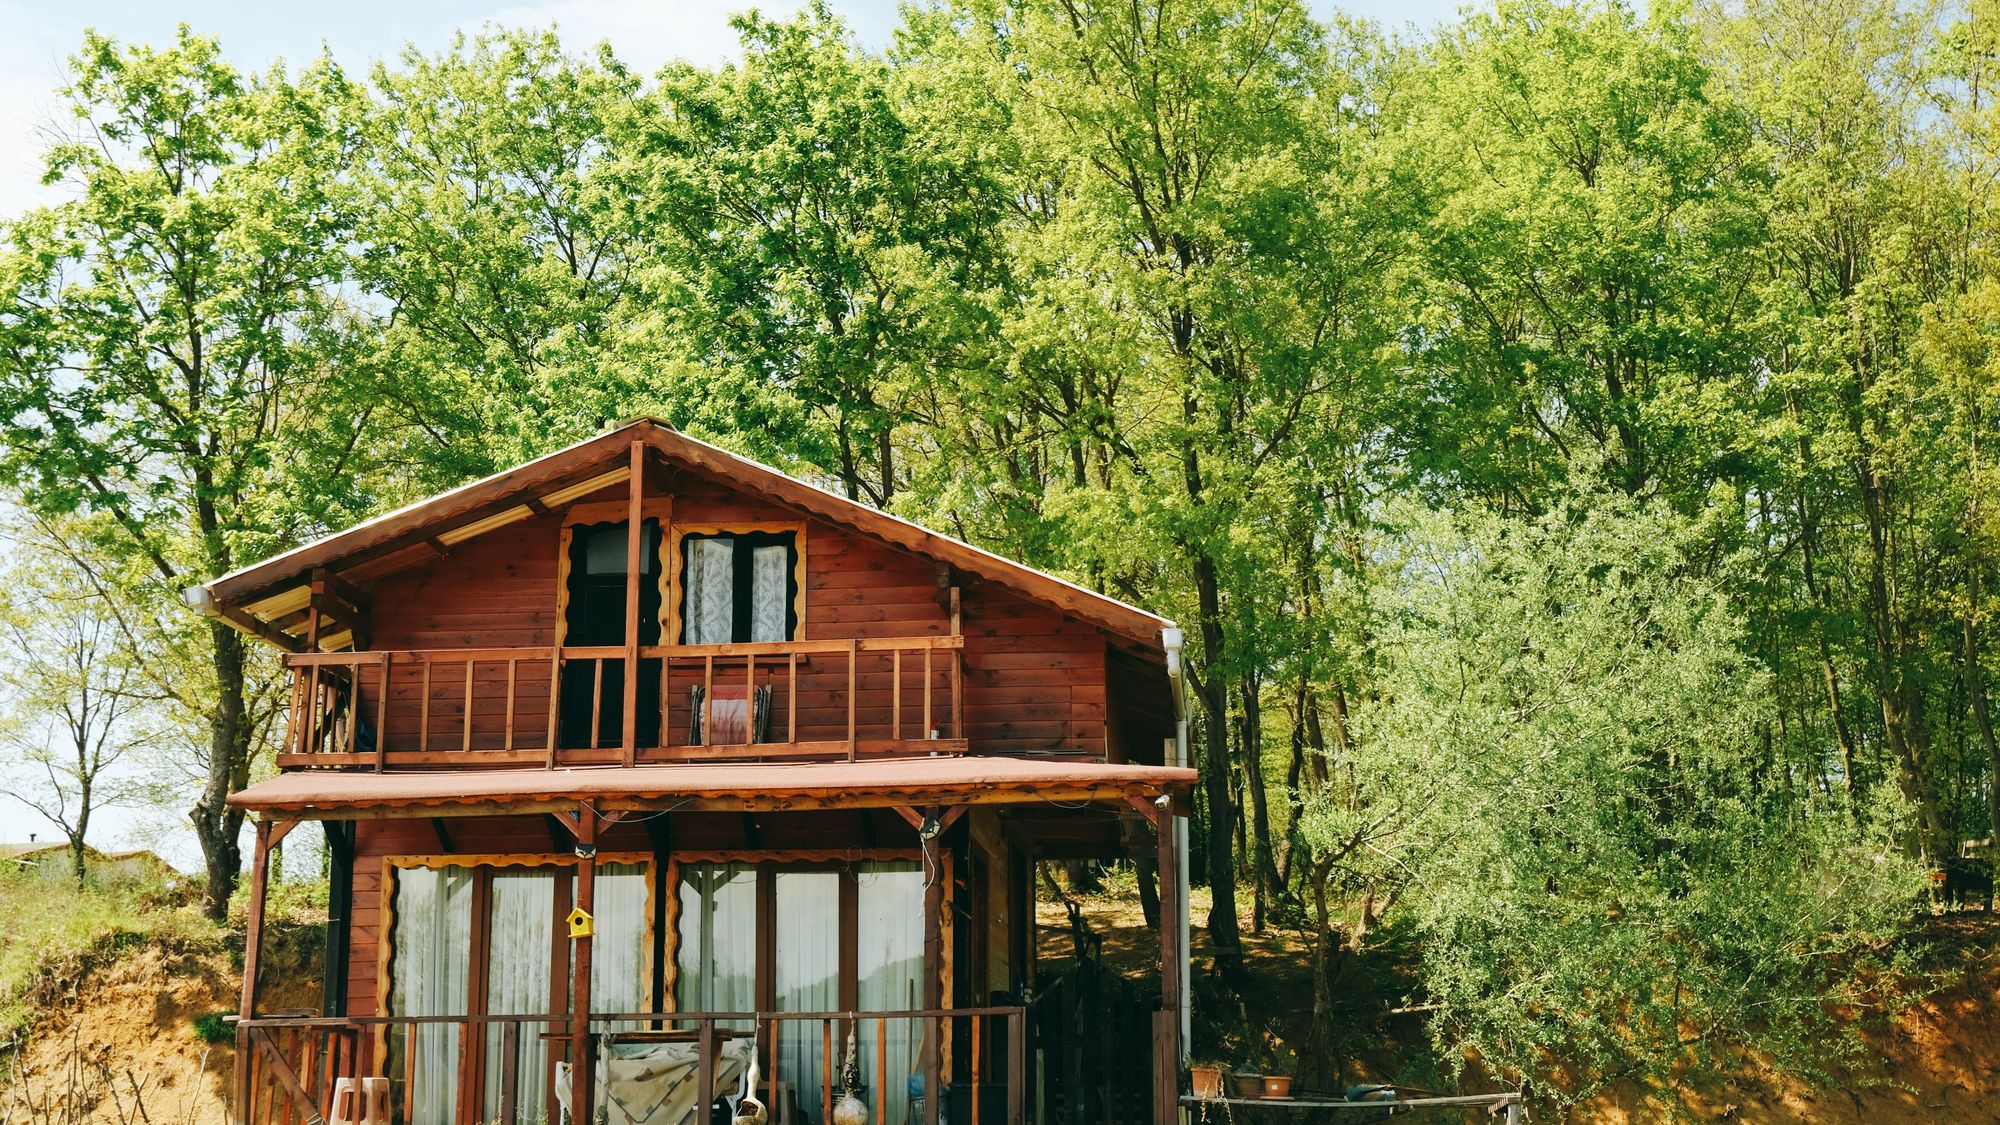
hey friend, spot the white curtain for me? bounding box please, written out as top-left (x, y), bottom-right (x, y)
top-left (483, 869), bottom-right (555, 1123)
top-left (588, 862), bottom-right (651, 1029)
top-left (856, 864), bottom-right (922, 1125)
top-left (775, 872), bottom-right (841, 1123)
top-left (389, 865), bottom-right (472, 1125)
top-left (749, 545), bottom-right (789, 642)
top-left (686, 538), bottom-right (735, 644)
top-left (676, 863), bottom-right (755, 1028)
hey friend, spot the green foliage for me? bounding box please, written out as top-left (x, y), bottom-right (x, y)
top-left (190, 1011), bottom-right (235, 1044)
top-left (1305, 491), bottom-right (1926, 1105)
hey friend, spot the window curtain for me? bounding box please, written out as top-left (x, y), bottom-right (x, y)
top-left (483, 869), bottom-right (555, 1123)
top-left (676, 863), bottom-right (755, 1029)
top-left (749, 545), bottom-right (789, 642)
top-left (388, 865), bottom-right (472, 1125)
top-left (856, 863), bottom-right (922, 1125)
top-left (686, 538), bottom-right (735, 644)
top-left (774, 872), bottom-right (841, 1123)
top-left (588, 862), bottom-right (651, 1033)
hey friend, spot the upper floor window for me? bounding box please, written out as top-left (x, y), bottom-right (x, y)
top-left (679, 529), bottom-right (800, 643)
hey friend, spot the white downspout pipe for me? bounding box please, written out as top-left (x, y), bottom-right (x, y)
top-left (1162, 626), bottom-right (1192, 1056)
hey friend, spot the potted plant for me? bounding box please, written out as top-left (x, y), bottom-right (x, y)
top-left (1188, 1061), bottom-right (1225, 1101)
top-left (1258, 1038), bottom-right (1296, 1100)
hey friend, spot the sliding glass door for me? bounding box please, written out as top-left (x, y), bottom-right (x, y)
top-left (386, 856), bottom-right (652, 1125)
top-left (673, 859), bottom-right (925, 1125)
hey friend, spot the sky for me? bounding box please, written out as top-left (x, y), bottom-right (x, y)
top-left (0, 0), bottom-right (1476, 867)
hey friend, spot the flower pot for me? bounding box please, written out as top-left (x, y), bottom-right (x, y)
top-left (1261, 1075), bottom-right (1294, 1100)
top-left (1189, 1065), bottom-right (1224, 1101)
top-left (1231, 1073), bottom-right (1265, 1099)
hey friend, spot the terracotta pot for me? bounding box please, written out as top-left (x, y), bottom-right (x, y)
top-left (1231, 1073), bottom-right (1264, 1099)
top-left (1261, 1075), bottom-right (1294, 1100)
top-left (1189, 1065), bottom-right (1224, 1101)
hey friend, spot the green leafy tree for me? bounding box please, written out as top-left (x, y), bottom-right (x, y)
top-left (1308, 492), bottom-right (1923, 1107)
top-left (0, 28), bottom-right (365, 917)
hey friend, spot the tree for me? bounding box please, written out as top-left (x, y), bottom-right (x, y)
top-left (1305, 491), bottom-right (1922, 1108)
top-left (0, 522), bottom-right (153, 884)
top-left (0, 28), bottom-right (365, 917)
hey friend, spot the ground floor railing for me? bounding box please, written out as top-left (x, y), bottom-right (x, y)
top-left (237, 1007), bottom-right (1025, 1125)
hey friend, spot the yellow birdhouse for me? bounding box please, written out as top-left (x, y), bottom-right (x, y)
top-left (566, 906), bottom-right (594, 939)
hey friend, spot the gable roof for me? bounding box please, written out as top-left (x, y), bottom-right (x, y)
top-left (192, 419), bottom-right (1175, 656)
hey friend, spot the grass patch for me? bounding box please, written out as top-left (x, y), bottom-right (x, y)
top-left (0, 860), bottom-right (222, 1050)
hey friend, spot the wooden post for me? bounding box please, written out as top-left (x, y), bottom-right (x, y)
top-left (570, 804), bottom-right (598, 1125)
top-left (621, 441), bottom-right (643, 765)
top-left (921, 807), bottom-right (943, 1125)
top-left (1156, 801), bottom-right (1182, 1125)
top-left (236, 819), bottom-right (277, 1125)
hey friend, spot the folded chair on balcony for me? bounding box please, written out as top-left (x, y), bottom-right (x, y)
top-left (688, 684), bottom-right (772, 746)
top-left (554, 1037), bottom-right (755, 1125)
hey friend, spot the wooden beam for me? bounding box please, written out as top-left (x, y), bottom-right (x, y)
top-left (233, 818), bottom-right (276, 1125)
top-left (215, 603), bottom-right (305, 653)
top-left (920, 806), bottom-right (944, 1125)
top-left (570, 803), bottom-right (599, 1125)
top-left (430, 818), bottom-right (455, 853)
top-left (621, 441), bottom-right (643, 767)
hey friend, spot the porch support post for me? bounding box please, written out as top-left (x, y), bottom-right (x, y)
top-left (570, 803), bottom-right (599, 1124)
top-left (236, 817), bottom-right (284, 1125)
top-left (621, 440), bottom-right (643, 766)
top-left (1155, 797), bottom-right (1183, 1125)
top-left (921, 805), bottom-right (944, 1125)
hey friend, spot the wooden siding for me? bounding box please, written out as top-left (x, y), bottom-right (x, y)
top-left (351, 470), bottom-right (1117, 759)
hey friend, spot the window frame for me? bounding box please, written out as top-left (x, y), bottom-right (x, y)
top-left (665, 522), bottom-right (809, 645)
top-left (661, 849), bottom-right (922, 1015)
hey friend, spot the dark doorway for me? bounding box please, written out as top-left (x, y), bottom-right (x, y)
top-left (558, 519), bottom-right (662, 749)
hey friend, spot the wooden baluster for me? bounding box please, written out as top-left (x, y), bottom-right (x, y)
top-left (876, 1019), bottom-right (887, 1125)
top-left (971, 1015), bottom-right (981, 1125)
top-left (590, 659), bottom-right (605, 750)
top-left (924, 645), bottom-right (934, 740)
top-left (375, 654), bottom-right (391, 772)
top-left (418, 660), bottom-right (431, 756)
top-left (285, 666), bottom-right (304, 757)
top-left (787, 652), bottom-right (798, 743)
top-left (1006, 1010), bottom-right (1026, 1125)
top-left (746, 654), bottom-right (756, 745)
top-left (951, 648), bottom-right (964, 743)
top-left (401, 1022), bottom-right (416, 1125)
top-left (702, 655), bottom-right (714, 746)
top-left (893, 649), bottom-right (903, 742)
top-left (822, 1019), bottom-right (833, 1124)
top-left (463, 660), bottom-right (476, 753)
top-left (544, 646), bottom-right (563, 768)
top-left (846, 641), bottom-right (858, 760)
top-left (498, 1020), bottom-right (521, 1125)
top-left (696, 1019), bottom-right (714, 1120)
top-left (504, 658), bottom-right (518, 752)
top-left (660, 653), bottom-right (671, 750)
top-left (346, 664), bottom-right (361, 755)
top-left (767, 1018), bottom-right (778, 1107)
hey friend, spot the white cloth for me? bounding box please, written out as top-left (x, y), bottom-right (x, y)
top-left (554, 1038), bottom-right (753, 1125)
top-left (687, 538), bottom-right (735, 644)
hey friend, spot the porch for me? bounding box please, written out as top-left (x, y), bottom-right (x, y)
top-left (227, 759), bottom-right (1194, 1125)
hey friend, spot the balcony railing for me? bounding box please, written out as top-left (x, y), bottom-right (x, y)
top-left (280, 636), bottom-right (967, 769)
top-left (236, 1007), bottom-right (1027, 1125)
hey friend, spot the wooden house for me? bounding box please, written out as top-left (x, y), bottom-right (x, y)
top-left (202, 419), bottom-right (1193, 1125)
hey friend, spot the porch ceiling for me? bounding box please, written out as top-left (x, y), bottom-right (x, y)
top-left (227, 755), bottom-right (1195, 820)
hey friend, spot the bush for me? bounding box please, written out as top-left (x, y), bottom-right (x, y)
top-left (192, 1011), bottom-right (235, 1044)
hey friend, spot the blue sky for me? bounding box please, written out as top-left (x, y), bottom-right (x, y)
top-left (0, 0), bottom-right (1476, 863)
top-left (0, 0), bottom-right (1479, 217)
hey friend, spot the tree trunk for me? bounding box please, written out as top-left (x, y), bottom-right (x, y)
top-left (1192, 558), bottom-right (1243, 976)
top-left (192, 620), bottom-right (250, 920)
top-left (1966, 566), bottom-right (2000, 845)
top-left (1239, 675), bottom-right (1280, 933)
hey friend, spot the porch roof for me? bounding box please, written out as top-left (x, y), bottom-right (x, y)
top-left (227, 755), bottom-right (1195, 820)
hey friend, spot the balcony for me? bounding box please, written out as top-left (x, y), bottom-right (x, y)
top-left (237, 1007), bottom-right (1026, 1125)
top-left (279, 636), bottom-right (967, 770)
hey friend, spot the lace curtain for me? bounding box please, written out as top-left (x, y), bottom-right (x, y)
top-left (857, 863), bottom-right (923, 1125)
top-left (482, 870), bottom-right (554, 1123)
top-left (750, 545), bottom-right (790, 642)
top-left (389, 865), bottom-right (472, 1125)
top-left (677, 863), bottom-right (756, 1029)
top-left (686, 538), bottom-right (735, 644)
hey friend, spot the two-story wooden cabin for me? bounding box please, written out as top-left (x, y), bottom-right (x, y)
top-left (200, 419), bottom-right (1192, 1125)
